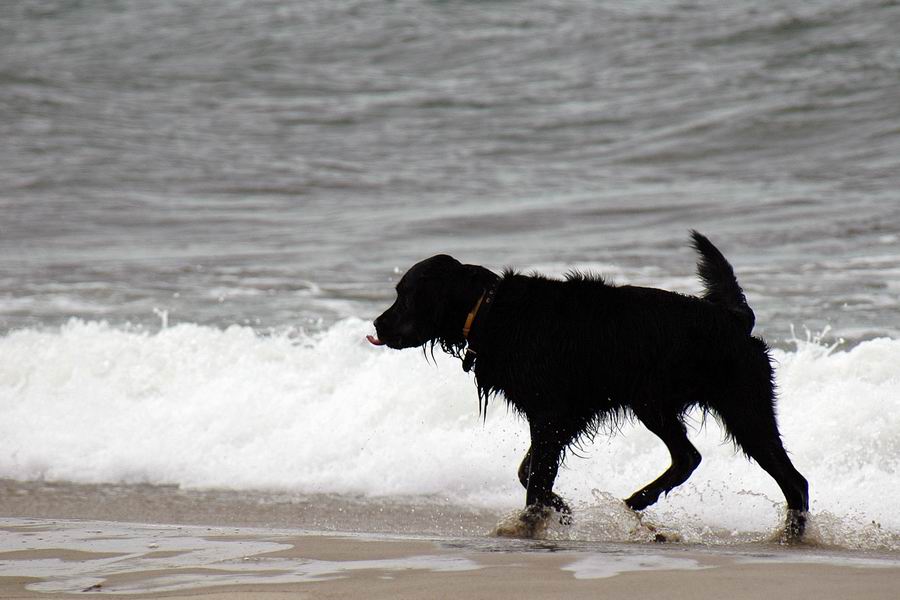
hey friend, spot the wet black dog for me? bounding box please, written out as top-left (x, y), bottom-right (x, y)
top-left (368, 231), bottom-right (808, 540)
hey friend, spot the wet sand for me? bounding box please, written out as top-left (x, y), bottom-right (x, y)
top-left (2, 480), bottom-right (899, 599)
top-left (2, 517), bottom-right (900, 599)
top-left (0, 479), bottom-right (500, 536)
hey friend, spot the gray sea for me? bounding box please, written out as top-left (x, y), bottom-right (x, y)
top-left (2, 0), bottom-right (899, 343)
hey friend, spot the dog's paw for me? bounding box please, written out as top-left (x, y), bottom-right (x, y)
top-left (493, 505), bottom-right (551, 539)
top-left (779, 510), bottom-right (808, 544)
top-left (624, 488), bottom-right (660, 512)
top-left (547, 493), bottom-right (573, 526)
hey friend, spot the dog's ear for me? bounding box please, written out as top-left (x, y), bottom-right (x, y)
top-left (429, 262), bottom-right (498, 346)
top-left (454, 264), bottom-right (496, 308)
top-left (433, 263), bottom-right (491, 325)
top-left (462, 263), bottom-right (496, 290)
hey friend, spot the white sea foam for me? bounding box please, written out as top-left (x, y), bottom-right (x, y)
top-left (1, 319), bottom-right (898, 546)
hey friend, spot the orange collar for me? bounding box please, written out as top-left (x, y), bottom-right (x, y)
top-left (461, 279), bottom-right (500, 373)
top-left (462, 292), bottom-right (486, 339)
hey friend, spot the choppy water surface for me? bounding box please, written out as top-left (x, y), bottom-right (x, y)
top-left (2, 0), bottom-right (899, 338)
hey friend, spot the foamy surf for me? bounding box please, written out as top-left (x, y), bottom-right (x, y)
top-left (1, 318), bottom-right (898, 549)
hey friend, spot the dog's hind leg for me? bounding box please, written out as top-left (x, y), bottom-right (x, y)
top-left (720, 410), bottom-right (809, 540)
top-left (713, 356), bottom-right (809, 540)
top-left (625, 410), bottom-right (701, 511)
top-left (744, 441), bottom-right (808, 541)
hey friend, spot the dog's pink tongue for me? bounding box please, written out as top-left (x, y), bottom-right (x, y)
top-left (366, 335), bottom-right (385, 346)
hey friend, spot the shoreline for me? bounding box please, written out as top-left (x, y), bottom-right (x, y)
top-left (4, 479), bottom-right (898, 551)
top-left (0, 478), bottom-right (502, 537)
top-left (2, 517), bottom-right (900, 599)
top-left (3, 479), bottom-right (900, 598)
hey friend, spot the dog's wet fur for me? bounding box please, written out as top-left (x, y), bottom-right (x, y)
top-left (371, 231), bottom-right (809, 541)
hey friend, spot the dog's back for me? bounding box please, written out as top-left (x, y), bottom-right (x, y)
top-left (477, 265), bottom-right (757, 406)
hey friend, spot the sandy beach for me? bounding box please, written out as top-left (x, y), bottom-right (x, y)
top-left (3, 517), bottom-right (900, 599)
top-left (2, 479), bottom-right (899, 600)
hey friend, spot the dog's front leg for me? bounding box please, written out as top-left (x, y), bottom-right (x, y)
top-left (520, 420), bottom-right (572, 528)
top-left (524, 427), bottom-right (562, 506)
top-left (494, 418), bottom-right (575, 538)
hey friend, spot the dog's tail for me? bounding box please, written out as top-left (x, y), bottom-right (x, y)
top-left (690, 230), bottom-right (755, 334)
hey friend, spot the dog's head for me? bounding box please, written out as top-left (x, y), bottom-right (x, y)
top-left (368, 254), bottom-right (496, 352)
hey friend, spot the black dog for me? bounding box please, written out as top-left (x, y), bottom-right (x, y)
top-left (368, 231), bottom-right (808, 540)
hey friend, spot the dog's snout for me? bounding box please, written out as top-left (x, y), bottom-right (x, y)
top-left (373, 311), bottom-right (396, 339)
top-left (374, 311), bottom-right (392, 330)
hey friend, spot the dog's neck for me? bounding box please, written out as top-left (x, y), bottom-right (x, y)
top-left (461, 277), bottom-right (500, 372)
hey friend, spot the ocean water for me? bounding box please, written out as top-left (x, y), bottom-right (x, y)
top-left (2, 0), bottom-right (899, 548)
